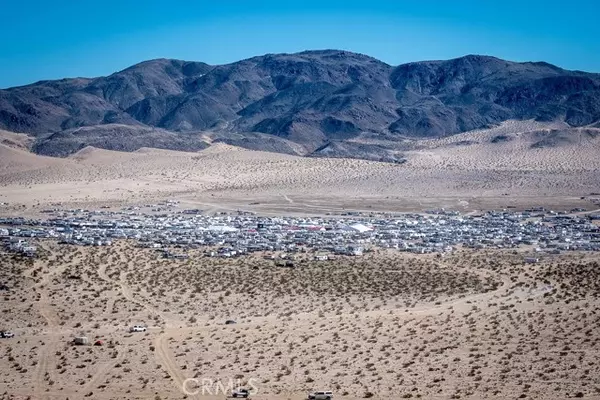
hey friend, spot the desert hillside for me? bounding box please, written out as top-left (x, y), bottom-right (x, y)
top-left (2, 241), bottom-right (600, 399)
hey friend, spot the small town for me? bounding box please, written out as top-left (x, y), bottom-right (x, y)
top-left (2, 201), bottom-right (599, 259)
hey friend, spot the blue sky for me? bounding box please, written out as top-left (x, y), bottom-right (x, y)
top-left (1, 0), bottom-right (598, 88)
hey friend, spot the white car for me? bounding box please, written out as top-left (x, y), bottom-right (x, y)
top-left (0, 330), bottom-right (14, 338)
top-left (232, 388), bottom-right (250, 398)
top-left (129, 325), bottom-right (147, 332)
top-left (308, 391), bottom-right (333, 400)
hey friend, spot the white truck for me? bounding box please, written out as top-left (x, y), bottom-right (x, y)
top-left (0, 330), bottom-right (14, 338)
top-left (129, 325), bottom-right (147, 332)
top-left (308, 391), bottom-right (333, 400)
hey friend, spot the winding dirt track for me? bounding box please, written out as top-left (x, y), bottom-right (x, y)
top-left (33, 291), bottom-right (61, 399)
top-left (24, 256), bottom-right (67, 400)
top-left (154, 331), bottom-right (199, 399)
top-left (81, 353), bottom-right (125, 394)
top-left (96, 261), bottom-right (195, 398)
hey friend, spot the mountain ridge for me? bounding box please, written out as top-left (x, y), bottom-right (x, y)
top-left (1, 50), bottom-right (599, 160)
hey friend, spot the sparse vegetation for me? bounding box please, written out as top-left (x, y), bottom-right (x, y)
top-left (1, 241), bottom-right (599, 399)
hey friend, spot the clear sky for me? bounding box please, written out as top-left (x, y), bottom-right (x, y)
top-left (1, 0), bottom-right (598, 88)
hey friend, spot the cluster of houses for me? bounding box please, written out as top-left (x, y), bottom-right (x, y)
top-left (0, 205), bottom-right (599, 258)
top-left (0, 229), bottom-right (37, 257)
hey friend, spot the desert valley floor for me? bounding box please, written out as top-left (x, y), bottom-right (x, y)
top-left (1, 120), bottom-right (600, 216)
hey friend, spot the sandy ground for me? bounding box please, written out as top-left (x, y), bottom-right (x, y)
top-left (1, 121), bottom-right (600, 216)
top-left (2, 121), bottom-right (600, 399)
top-left (2, 243), bottom-right (600, 399)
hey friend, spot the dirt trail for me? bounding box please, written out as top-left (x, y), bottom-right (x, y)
top-left (33, 289), bottom-right (61, 399)
top-left (97, 264), bottom-right (120, 315)
top-left (25, 254), bottom-right (67, 400)
top-left (97, 261), bottom-right (192, 398)
top-left (81, 353), bottom-right (124, 394)
top-left (98, 262), bottom-right (167, 323)
top-left (117, 271), bottom-right (171, 323)
top-left (154, 332), bottom-right (199, 399)
top-left (97, 262), bottom-right (113, 284)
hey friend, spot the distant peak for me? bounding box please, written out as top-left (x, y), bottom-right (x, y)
top-left (296, 49), bottom-right (358, 56)
top-left (253, 49), bottom-right (382, 62)
top-left (296, 49), bottom-right (382, 60)
top-left (457, 54), bottom-right (503, 61)
top-left (439, 54), bottom-right (509, 66)
top-left (121, 58), bottom-right (184, 71)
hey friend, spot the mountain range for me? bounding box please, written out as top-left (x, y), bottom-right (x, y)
top-left (1, 50), bottom-right (599, 161)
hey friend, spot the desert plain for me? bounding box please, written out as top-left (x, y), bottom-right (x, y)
top-left (1, 121), bottom-right (600, 399)
top-left (1, 120), bottom-right (600, 216)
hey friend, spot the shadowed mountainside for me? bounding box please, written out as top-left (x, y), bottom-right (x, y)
top-left (1, 50), bottom-right (599, 159)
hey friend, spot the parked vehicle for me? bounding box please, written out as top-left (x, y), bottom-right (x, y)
top-left (73, 336), bottom-right (89, 345)
top-left (130, 325), bottom-right (147, 332)
top-left (0, 330), bottom-right (14, 338)
top-left (308, 391), bottom-right (333, 400)
top-left (232, 388), bottom-right (250, 398)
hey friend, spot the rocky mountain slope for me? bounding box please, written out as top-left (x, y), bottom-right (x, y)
top-left (1, 50), bottom-right (599, 159)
